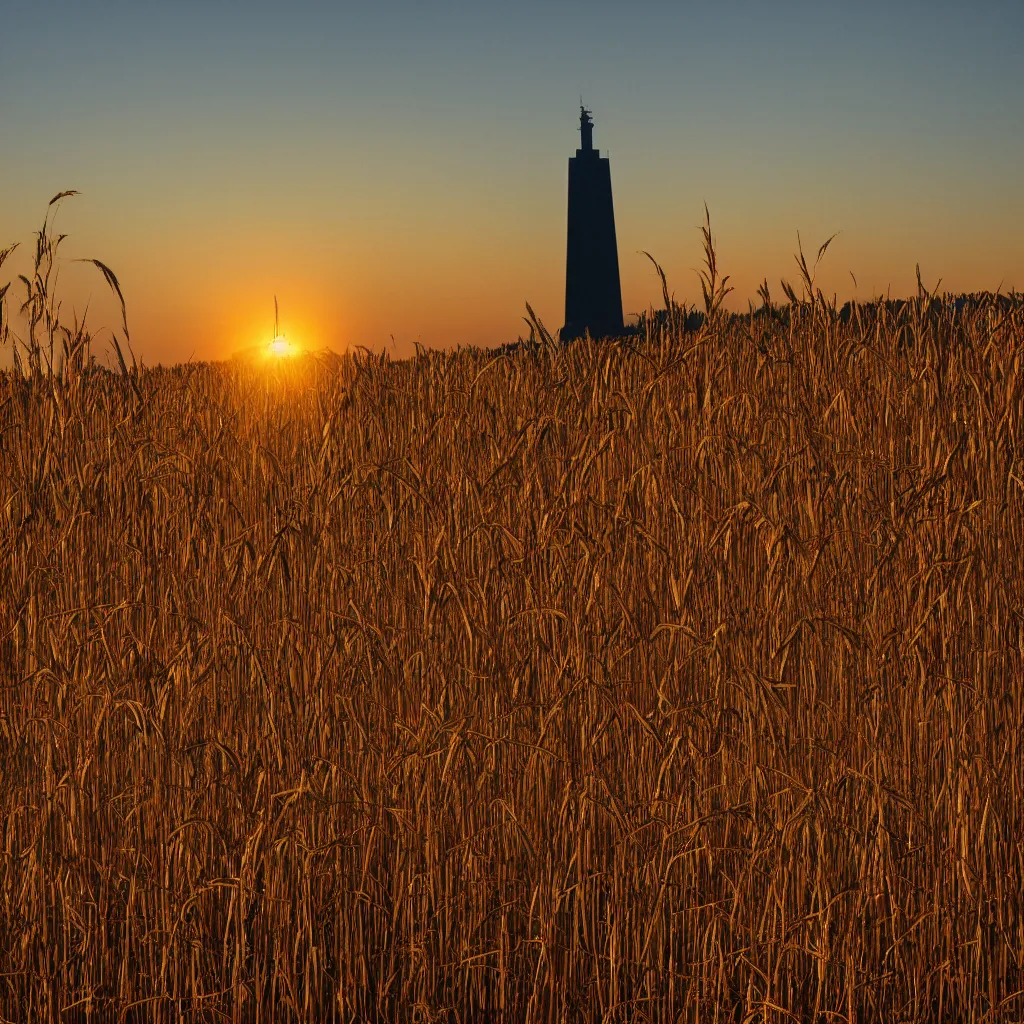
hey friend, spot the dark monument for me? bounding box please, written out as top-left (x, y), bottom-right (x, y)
top-left (561, 106), bottom-right (624, 341)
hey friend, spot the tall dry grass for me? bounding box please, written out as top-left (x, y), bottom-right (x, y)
top-left (1, 205), bottom-right (1023, 1022)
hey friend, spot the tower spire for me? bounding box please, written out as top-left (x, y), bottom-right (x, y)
top-left (579, 104), bottom-right (594, 153)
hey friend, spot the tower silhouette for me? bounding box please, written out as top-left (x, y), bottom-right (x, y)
top-left (561, 106), bottom-right (624, 342)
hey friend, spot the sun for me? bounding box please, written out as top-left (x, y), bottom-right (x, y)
top-left (267, 335), bottom-right (296, 358)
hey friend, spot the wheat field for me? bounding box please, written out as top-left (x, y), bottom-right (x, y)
top-left (1, 209), bottom-right (1023, 1022)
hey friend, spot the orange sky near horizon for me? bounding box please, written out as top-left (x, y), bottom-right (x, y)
top-left (3, 181), bottom-right (1019, 370)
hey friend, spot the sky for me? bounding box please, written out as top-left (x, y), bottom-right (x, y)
top-left (2, 0), bottom-right (1023, 366)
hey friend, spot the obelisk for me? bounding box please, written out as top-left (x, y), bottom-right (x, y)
top-left (561, 106), bottom-right (624, 341)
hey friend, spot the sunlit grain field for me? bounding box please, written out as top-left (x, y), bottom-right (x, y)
top-left (2, 233), bottom-right (1024, 1020)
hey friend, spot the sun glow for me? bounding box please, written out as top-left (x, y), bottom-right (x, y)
top-left (229, 298), bottom-right (320, 363)
top-left (267, 335), bottom-right (296, 358)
